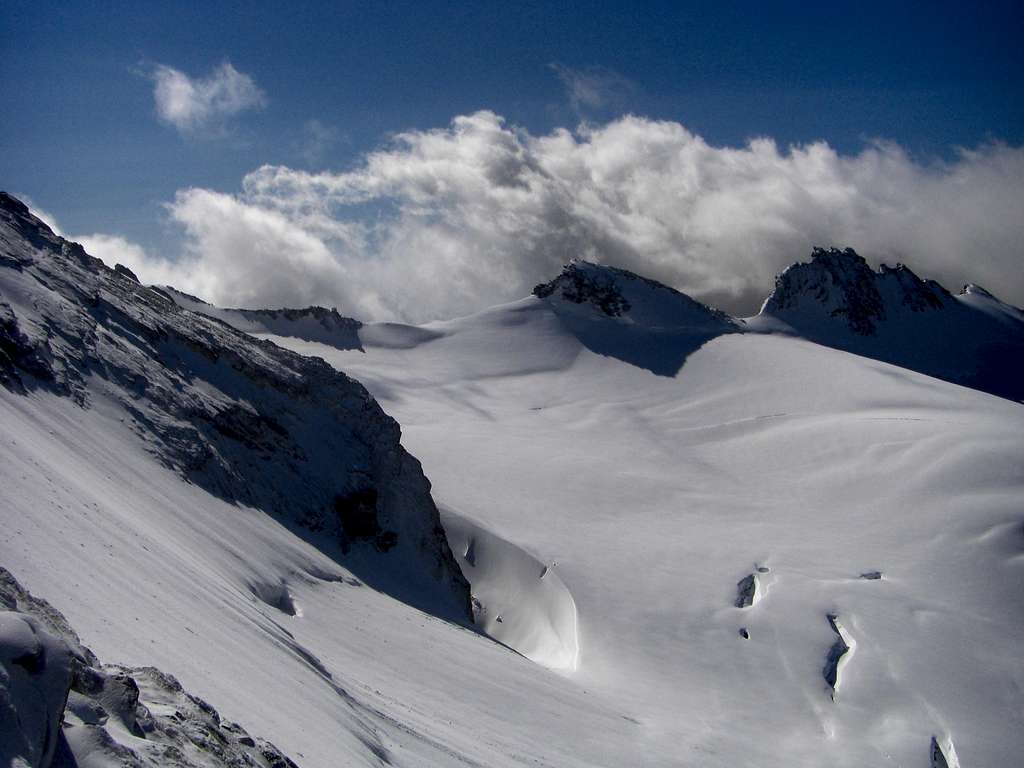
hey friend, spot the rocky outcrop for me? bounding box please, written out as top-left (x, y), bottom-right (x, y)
top-left (1, 566), bottom-right (300, 768)
top-left (822, 614), bottom-right (855, 700)
top-left (533, 261), bottom-right (739, 376)
top-left (761, 247), bottom-right (951, 336)
top-left (0, 191), bottom-right (470, 621)
top-left (534, 260), bottom-right (736, 330)
top-left (734, 574), bottom-right (760, 608)
top-left (930, 734), bottom-right (960, 768)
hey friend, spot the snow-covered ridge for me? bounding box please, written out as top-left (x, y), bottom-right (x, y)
top-left (165, 287), bottom-right (364, 351)
top-left (164, 250), bottom-right (1020, 400)
top-left (534, 260), bottom-right (736, 331)
top-left (0, 191), bottom-right (469, 620)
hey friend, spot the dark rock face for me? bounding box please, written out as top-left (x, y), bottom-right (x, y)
top-left (734, 574), bottom-right (759, 608)
top-left (822, 614), bottom-right (852, 700)
top-left (533, 261), bottom-right (739, 376)
top-left (763, 247), bottom-right (951, 336)
top-left (0, 191), bottom-right (470, 621)
top-left (534, 262), bottom-right (633, 317)
top-left (930, 735), bottom-right (959, 768)
top-left (1, 566), bottom-right (300, 768)
top-left (534, 260), bottom-right (735, 327)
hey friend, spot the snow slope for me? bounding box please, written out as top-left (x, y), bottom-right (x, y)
top-left (3, 189), bottom-right (1022, 767)
top-left (260, 272), bottom-right (1024, 767)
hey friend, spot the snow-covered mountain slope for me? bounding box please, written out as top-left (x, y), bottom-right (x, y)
top-left (1, 193), bottom-right (616, 767)
top-left (752, 246), bottom-right (1024, 402)
top-left (4, 185), bottom-right (1022, 768)
top-left (259, 269), bottom-right (1024, 767)
top-left (0, 191), bottom-right (468, 616)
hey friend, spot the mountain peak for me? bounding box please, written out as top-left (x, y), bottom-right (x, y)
top-left (533, 260), bottom-right (635, 317)
top-left (762, 246), bottom-right (951, 336)
top-left (534, 260), bottom-right (735, 330)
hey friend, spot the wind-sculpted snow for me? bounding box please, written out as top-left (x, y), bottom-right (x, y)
top-left (441, 507), bottom-right (579, 672)
top-left (0, 191), bottom-right (469, 622)
top-left (756, 246), bottom-right (1024, 401)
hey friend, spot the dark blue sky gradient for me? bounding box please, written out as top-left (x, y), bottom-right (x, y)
top-left (2, 0), bottom-right (1022, 248)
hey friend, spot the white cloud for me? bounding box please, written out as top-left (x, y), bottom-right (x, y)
top-left (77, 111), bottom-right (1024, 322)
top-left (152, 62), bottom-right (266, 134)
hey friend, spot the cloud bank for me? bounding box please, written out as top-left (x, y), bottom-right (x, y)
top-left (85, 111), bottom-right (1024, 321)
top-left (152, 61), bottom-right (266, 134)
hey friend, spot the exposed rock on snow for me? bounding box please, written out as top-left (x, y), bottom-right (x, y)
top-left (1, 612), bottom-right (74, 768)
top-left (762, 247), bottom-right (950, 336)
top-left (533, 260), bottom-right (739, 375)
top-left (822, 614), bottom-right (855, 700)
top-left (0, 191), bottom-right (469, 621)
top-left (534, 261), bottom-right (736, 330)
top-left (930, 734), bottom-right (960, 768)
top-left (859, 571), bottom-right (883, 581)
top-left (734, 574), bottom-right (760, 608)
top-left (1, 566), bottom-right (301, 768)
top-left (757, 246), bottom-right (1024, 401)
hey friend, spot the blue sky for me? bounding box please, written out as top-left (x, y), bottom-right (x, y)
top-left (2, 1), bottom-right (1023, 319)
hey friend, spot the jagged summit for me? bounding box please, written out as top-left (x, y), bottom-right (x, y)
top-left (761, 246), bottom-right (952, 336)
top-left (534, 260), bottom-right (737, 332)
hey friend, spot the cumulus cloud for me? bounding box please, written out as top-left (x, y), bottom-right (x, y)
top-left (152, 61), bottom-right (266, 134)
top-left (90, 111), bottom-right (1024, 321)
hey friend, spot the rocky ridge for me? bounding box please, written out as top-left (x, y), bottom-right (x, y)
top-left (1, 566), bottom-right (301, 768)
top-left (0, 191), bottom-right (470, 619)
